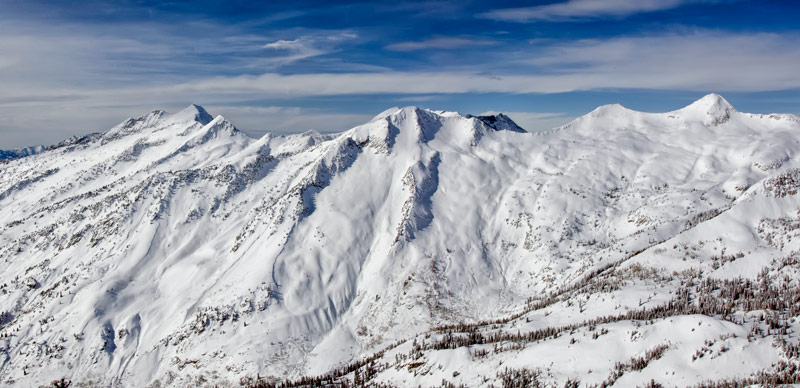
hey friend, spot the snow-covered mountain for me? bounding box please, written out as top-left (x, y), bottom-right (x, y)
top-left (0, 145), bottom-right (46, 161)
top-left (1, 95), bottom-right (799, 387)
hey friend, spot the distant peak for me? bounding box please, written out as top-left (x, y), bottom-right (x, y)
top-left (168, 104), bottom-right (214, 125)
top-left (394, 106), bottom-right (425, 116)
top-left (0, 145), bottom-right (46, 161)
top-left (371, 106), bottom-right (430, 121)
top-left (469, 113), bottom-right (526, 133)
top-left (678, 93), bottom-right (736, 126)
top-left (370, 107), bottom-right (402, 122)
top-left (684, 93), bottom-right (735, 113)
top-left (369, 107), bottom-right (528, 136)
top-left (590, 103), bottom-right (629, 115)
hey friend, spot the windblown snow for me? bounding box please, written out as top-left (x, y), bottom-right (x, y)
top-left (1, 95), bottom-right (799, 387)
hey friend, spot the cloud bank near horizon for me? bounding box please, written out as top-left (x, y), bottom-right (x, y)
top-left (0, 0), bottom-right (798, 148)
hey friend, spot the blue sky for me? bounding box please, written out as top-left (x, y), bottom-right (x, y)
top-left (1, 0), bottom-right (799, 148)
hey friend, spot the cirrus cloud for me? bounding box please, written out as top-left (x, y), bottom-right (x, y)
top-left (386, 37), bottom-right (498, 51)
top-left (480, 0), bottom-right (708, 22)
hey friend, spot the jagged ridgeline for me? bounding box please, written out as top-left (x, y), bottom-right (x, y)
top-left (0, 95), bottom-right (799, 387)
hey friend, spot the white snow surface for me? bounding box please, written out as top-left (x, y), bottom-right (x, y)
top-left (0, 95), bottom-right (799, 387)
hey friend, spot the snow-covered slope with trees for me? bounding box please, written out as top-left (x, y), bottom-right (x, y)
top-left (0, 95), bottom-right (799, 387)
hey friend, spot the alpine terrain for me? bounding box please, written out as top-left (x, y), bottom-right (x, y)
top-left (1, 94), bottom-right (799, 387)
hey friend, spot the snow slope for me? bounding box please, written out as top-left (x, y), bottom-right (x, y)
top-left (0, 95), bottom-right (799, 387)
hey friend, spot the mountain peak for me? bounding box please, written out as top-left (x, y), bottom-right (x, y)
top-left (678, 93), bottom-right (736, 125)
top-left (470, 113), bottom-right (526, 133)
top-left (370, 107), bottom-right (403, 122)
top-left (371, 107), bottom-right (526, 134)
top-left (369, 106), bottom-right (424, 120)
top-left (684, 93), bottom-right (735, 113)
top-left (586, 103), bottom-right (632, 118)
top-left (173, 104), bottom-right (214, 125)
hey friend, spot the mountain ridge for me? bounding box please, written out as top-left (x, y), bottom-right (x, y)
top-left (1, 95), bottom-right (799, 387)
top-left (6, 93), bottom-right (782, 160)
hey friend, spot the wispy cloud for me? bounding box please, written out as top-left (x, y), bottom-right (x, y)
top-left (261, 32), bottom-right (358, 65)
top-left (150, 29), bottom-right (800, 95)
top-left (1, 3), bottom-right (798, 150)
top-left (262, 39), bottom-right (308, 51)
top-left (524, 31), bottom-right (800, 91)
top-left (393, 95), bottom-right (442, 102)
top-left (480, 0), bottom-right (703, 22)
top-left (3, 31), bottom-right (799, 105)
top-left (0, 16), bottom-right (367, 147)
top-left (386, 37), bottom-right (497, 51)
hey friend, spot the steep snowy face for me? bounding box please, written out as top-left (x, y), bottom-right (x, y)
top-left (1, 96), bottom-right (800, 387)
top-left (0, 105), bottom-right (527, 386)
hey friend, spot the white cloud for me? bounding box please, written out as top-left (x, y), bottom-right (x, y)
top-left (260, 38), bottom-right (326, 66)
top-left (524, 31), bottom-right (800, 92)
top-left (480, 0), bottom-right (703, 22)
top-left (261, 32), bottom-right (358, 66)
top-left (327, 32), bottom-right (358, 41)
top-left (386, 37), bottom-right (498, 51)
top-left (3, 31), bottom-right (799, 102)
top-left (393, 95), bottom-right (442, 102)
top-left (262, 39), bottom-right (307, 50)
top-left (2, 26), bottom-right (800, 148)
